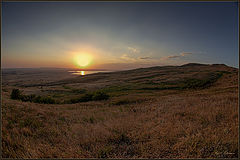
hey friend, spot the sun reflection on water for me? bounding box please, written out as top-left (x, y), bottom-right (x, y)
top-left (68, 70), bottom-right (111, 76)
top-left (70, 71), bottom-right (85, 75)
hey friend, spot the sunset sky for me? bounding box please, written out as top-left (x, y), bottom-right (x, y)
top-left (2, 2), bottom-right (238, 70)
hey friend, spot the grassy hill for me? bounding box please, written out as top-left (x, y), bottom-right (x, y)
top-left (2, 63), bottom-right (238, 158)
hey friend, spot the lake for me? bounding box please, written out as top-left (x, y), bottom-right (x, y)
top-left (68, 70), bottom-right (112, 75)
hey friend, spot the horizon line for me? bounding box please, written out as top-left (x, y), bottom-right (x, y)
top-left (1, 63), bottom-right (238, 70)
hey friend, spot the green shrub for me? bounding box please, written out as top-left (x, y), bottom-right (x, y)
top-left (33, 96), bottom-right (42, 103)
top-left (41, 96), bottom-right (56, 104)
top-left (20, 94), bottom-right (36, 102)
top-left (10, 89), bottom-right (21, 100)
top-left (32, 96), bottom-right (56, 104)
top-left (80, 93), bottom-right (93, 102)
top-left (181, 79), bottom-right (210, 89)
top-left (69, 93), bottom-right (93, 104)
top-left (29, 94), bottom-right (36, 102)
top-left (62, 85), bottom-right (71, 89)
top-left (92, 91), bottom-right (109, 101)
top-left (69, 98), bottom-right (78, 104)
top-left (68, 91), bottom-right (109, 104)
top-left (10, 89), bottom-right (56, 104)
top-left (71, 88), bottom-right (86, 94)
top-left (20, 95), bottom-right (29, 102)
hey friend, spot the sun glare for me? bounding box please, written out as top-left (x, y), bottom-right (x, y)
top-left (74, 53), bottom-right (93, 68)
top-left (81, 71), bottom-right (85, 75)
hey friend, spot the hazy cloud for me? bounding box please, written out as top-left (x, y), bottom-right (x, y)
top-left (120, 54), bottom-right (153, 62)
top-left (120, 54), bottom-right (136, 61)
top-left (167, 55), bottom-right (181, 59)
top-left (94, 62), bottom-right (166, 71)
top-left (162, 52), bottom-right (193, 60)
top-left (139, 56), bottom-right (151, 60)
top-left (180, 52), bottom-right (192, 56)
top-left (128, 47), bottom-right (139, 53)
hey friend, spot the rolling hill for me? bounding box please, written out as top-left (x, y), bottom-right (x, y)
top-left (1, 63), bottom-right (238, 158)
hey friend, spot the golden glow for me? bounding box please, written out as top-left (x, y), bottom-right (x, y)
top-left (74, 53), bottom-right (93, 68)
top-left (71, 71), bottom-right (85, 75)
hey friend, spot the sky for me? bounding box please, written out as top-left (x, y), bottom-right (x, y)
top-left (1, 2), bottom-right (238, 70)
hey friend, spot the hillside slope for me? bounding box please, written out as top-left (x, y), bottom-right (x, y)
top-left (2, 63), bottom-right (238, 158)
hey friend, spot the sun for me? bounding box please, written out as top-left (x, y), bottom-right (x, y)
top-left (74, 53), bottom-right (93, 68)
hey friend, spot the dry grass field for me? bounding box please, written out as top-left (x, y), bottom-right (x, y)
top-left (1, 63), bottom-right (238, 158)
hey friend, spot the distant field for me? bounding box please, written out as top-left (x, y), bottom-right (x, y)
top-left (2, 63), bottom-right (238, 158)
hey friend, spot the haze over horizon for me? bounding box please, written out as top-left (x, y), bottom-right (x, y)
top-left (1, 62), bottom-right (238, 71)
top-left (2, 2), bottom-right (238, 69)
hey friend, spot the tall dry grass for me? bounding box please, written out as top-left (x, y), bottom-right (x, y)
top-left (2, 66), bottom-right (238, 158)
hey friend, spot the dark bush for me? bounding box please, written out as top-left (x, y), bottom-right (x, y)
top-left (19, 94), bottom-right (36, 102)
top-left (29, 94), bottom-right (36, 102)
top-left (70, 98), bottom-right (79, 104)
top-left (182, 79), bottom-right (210, 89)
top-left (33, 96), bottom-right (42, 103)
top-left (20, 95), bottom-right (29, 102)
top-left (63, 99), bottom-right (71, 104)
top-left (80, 93), bottom-right (93, 102)
top-left (68, 91), bottom-right (109, 104)
top-left (10, 89), bottom-right (56, 104)
top-left (69, 93), bottom-right (93, 103)
top-left (71, 88), bottom-right (86, 94)
top-left (10, 89), bottom-right (21, 100)
top-left (92, 91), bottom-right (109, 101)
top-left (40, 96), bottom-right (56, 104)
top-left (32, 95), bottom-right (56, 104)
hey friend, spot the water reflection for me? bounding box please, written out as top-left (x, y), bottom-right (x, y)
top-left (70, 71), bottom-right (85, 75)
top-left (68, 70), bottom-right (110, 75)
top-left (81, 71), bottom-right (85, 75)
